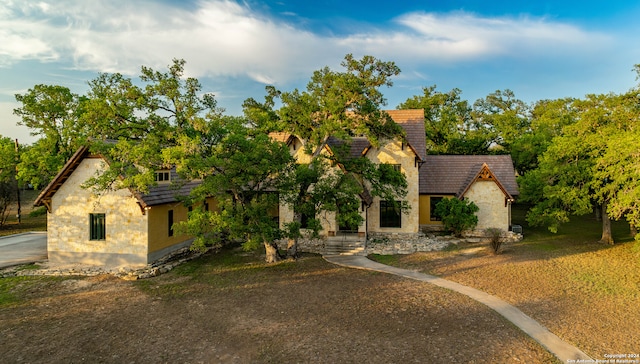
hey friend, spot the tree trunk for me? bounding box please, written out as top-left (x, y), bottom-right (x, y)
top-left (264, 241), bottom-right (281, 263)
top-left (630, 223), bottom-right (638, 238)
top-left (599, 201), bottom-right (614, 245)
top-left (286, 238), bottom-right (299, 260)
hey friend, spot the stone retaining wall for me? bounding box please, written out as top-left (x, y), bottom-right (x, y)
top-left (0, 246), bottom-right (211, 280)
top-left (366, 230), bottom-right (522, 255)
top-left (277, 230), bottom-right (523, 256)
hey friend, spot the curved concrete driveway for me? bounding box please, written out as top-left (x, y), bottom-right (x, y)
top-left (0, 232), bottom-right (47, 269)
top-left (324, 255), bottom-right (592, 363)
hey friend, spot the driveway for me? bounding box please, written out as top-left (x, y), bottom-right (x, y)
top-left (0, 232), bottom-right (47, 269)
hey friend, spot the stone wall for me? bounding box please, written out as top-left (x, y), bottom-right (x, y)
top-left (366, 140), bottom-right (420, 234)
top-left (366, 230), bottom-right (522, 255)
top-left (48, 158), bottom-right (150, 267)
top-left (465, 180), bottom-right (511, 231)
top-left (277, 230), bottom-right (522, 256)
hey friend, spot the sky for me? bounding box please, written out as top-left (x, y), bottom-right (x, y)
top-left (1, 0), bottom-right (640, 144)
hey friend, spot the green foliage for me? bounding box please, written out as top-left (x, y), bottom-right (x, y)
top-left (471, 89), bottom-right (530, 152)
top-left (13, 85), bottom-right (87, 188)
top-left (245, 54), bottom-right (410, 249)
top-left (398, 85), bottom-right (491, 155)
top-left (0, 136), bottom-right (18, 225)
top-left (511, 98), bottom-right (577, 175)
top-left (523, 83), bottom-right (640, 243)
top-left (433, 197), bottom-right (479, 236)
top-left (28, 206), bottom-right (47, 218)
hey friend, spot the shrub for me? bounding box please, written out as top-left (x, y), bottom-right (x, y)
top-left (485, 228), bottom-right (504, 254)
top-left (28, 206), bottom-right (47, 218)
top-left (434, 198), bottom-right (479, 237)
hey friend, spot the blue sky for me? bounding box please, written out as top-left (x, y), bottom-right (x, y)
top-left (2, 0), bottom-right (639, 143)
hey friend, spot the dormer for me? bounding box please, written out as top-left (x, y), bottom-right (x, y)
top-left (154, 170), bottom-right (171, 184)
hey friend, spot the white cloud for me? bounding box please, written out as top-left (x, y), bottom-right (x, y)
top-left (340, 12), bottom-right (610, 64)
top-left (0, 0), bottom-right (613, 83)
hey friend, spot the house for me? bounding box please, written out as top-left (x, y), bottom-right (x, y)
top-left (34, 146), bottom-right (205, 268)
top-left (272, 109), bottom-right (427, 248)
top-left (419, 155), bottom-right (519, 232)
top-left (35, 109), bottom-right (520, 266)
top-left (272, 111), bottom-right (519, 254)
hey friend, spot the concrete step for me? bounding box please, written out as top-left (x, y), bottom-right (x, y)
top-left (324, 240), bottom-right (366, 256)
top-left (324, 247), bottom-right (365, 256)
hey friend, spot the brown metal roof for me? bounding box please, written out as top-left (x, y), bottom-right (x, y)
top-left (419, 155), bottom-right (519, 197)
top-left (386, 109), bottom-right (427, 161)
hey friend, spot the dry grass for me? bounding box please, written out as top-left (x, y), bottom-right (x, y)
top-left (376, 206), bottom-right (640, 360)
top-left (0, 246), bottom-right (558, 363)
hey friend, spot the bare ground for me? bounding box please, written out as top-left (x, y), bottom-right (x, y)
top-left (0, 248), bottom-right (557, 363)
top-left (386, 238), bottom-right (640, 362)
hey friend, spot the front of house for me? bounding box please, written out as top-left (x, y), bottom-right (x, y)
top-left (273, 110), bottom-right (520, 254)
top-left (419, 155), bottom-right (519, 233)
top-left (34, 147), bottom-right (201, 267)
top-left (272, 110), bottom-right (427, 245)
top-left (36, 109), bottom-right (521, 266)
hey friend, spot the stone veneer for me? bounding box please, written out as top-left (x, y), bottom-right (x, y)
top-left (48, 158), bottom-right (150, 267)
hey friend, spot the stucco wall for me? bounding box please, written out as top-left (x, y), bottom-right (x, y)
top-left (464, 180), bottom-right (510, 231)
top-left (366, 140), bottom-right (420, 234)
top-left (147, 203), bottom-right (190, 254)
top-left (48, 158), bottom-right (149, 267)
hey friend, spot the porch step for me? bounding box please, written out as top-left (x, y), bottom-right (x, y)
top-left (324, 236), bottom-right (366, 256)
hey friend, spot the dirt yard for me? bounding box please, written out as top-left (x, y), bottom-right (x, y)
top-left (0, 248), bottom-right (558, 363)
top-left (384, 236), bottom-right (640, 361)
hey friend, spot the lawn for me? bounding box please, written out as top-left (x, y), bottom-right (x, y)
top-left (372, 204), bottom-right (640, 360)
top-left (0, 246), bottom-right (557, 363)
top-left (1, 201), bottom-right (636, 362)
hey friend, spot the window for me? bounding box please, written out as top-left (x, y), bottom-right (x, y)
top-left (430, 197), bottom-right (443, 221)
top-left (380, 200), bottom-right (401, 228)
top-left (89, 213), bottom-right (106, 240)
top-left (155, 171), bottom-right (170, 183)
top-left (300, 212), bottom-right (314, 229)
top-left (168, 210), bottom-right (174, 237)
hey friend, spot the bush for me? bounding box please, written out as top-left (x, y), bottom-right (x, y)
top-left (485, 228), bottom-right (504, 254)
top-left (434, 198), bottom-right (479, 237)
top-left (28, 206), bottom-right (47, 218)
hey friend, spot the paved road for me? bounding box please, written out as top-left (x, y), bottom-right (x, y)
top-left (0, 232), bottom-right (47, 269)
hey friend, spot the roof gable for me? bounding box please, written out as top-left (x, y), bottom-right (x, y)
top-left (34, 147), bottom-right (199, 212)
top-left (269, 109), bottom-right (427, 162)
top-left (386, 109), bottom-right (427, 161)
top-left (420, 155), bottom-right (519, 197)
top-left (459, 163), bottom-right (514, 199)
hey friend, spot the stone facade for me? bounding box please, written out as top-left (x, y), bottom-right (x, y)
top-left (41, 153), bottom-right (196, 268)
top-left (48, 158), bottom-right (150, 267)
top-left (463, 180), bottom-right (512, 231)
top-left (366, 140), bottom-right (420, 234)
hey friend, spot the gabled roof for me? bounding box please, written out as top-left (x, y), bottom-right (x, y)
top-left (269, 109), bottom-right (427, 161)
top-left (326, 136), bottom-right (371, 159)
top-left (386, 109), bottom-right (427, 162)
top-left (419, 155), bottom-right (519, 198)
top-left (268, 132), bottom-right (295, 144)
top-left (34, 147), bottom-right (199, 213)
